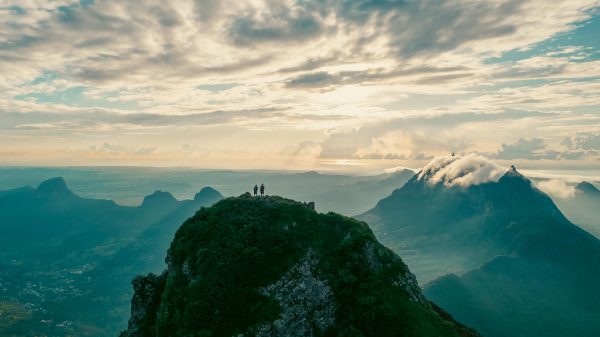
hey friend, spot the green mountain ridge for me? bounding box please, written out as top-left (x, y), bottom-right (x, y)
top-left (0, 177), bottom-right (224, 337)
top-left (120, 194), bottom-right (480, 337)
top-left (359, 163), bottom-right (600, 337)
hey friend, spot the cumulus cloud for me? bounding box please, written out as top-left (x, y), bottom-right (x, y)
top-left (536, 179), bottom-right (576, 199)
top-left (418, 154), bottom-right (506, 187)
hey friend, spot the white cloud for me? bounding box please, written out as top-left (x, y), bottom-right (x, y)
top-left (536, 179), bottom-right (576, 198)
top-left (418, 154), bottom-right (506, 187)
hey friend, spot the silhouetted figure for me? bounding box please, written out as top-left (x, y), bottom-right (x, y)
top-left (253, 184), bottom-right (258, 196)
top-left (260, 183), bottom-right (265, 197)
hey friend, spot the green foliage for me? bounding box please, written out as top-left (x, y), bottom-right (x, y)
top-left (131, 195), bottom-right (477, 337)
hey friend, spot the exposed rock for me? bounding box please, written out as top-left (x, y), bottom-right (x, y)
top-left (363, 241), bottom-right (383, 272)
top-left (394, 270), bottom-right (428, 305)
top-left (121, 273), bottom-right (165, 337)
top-left (256, 250), bottom-right (335, 337)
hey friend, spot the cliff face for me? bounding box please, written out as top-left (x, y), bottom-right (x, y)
top-left (121, 194), bottom-right (480, 337)
top-left (121, 273), bottom-right (166, 337)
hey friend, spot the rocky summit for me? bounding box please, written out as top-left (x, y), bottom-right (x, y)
top-left (120, 194), bottom-right (480, 337)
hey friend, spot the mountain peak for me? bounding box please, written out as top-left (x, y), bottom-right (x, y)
top-left (293, 170), bottom-right (321, 177)
top-left (575, 181), bottom-right (600, 194)
top-left (141, 191), bottom-right (178, 207)
top-left (498, 165), bottom-right (531, 186)
top-left (502, 165), bottom-right (525, 178)
top-left (36, 177), bottom-right (74, 197)
top-left (121, 194), bottom-right (480, 337)
top-left (194, 187), bottom-right (224, 203)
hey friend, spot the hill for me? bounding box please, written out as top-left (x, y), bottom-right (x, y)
top-left (120, 194), bottom-right (480, 337)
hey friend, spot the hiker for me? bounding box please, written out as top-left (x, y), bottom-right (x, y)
top-left (260, 183), bottom-right (265, 197)
top-left (253, 184), bottom-right (258, 196)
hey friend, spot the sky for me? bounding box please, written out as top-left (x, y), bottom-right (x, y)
top-left (1, 0), bottom-right (599, 174)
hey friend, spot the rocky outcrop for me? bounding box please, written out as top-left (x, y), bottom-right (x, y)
top-left (394, 269), bottom-right (427, 305)
top-left (120, 273), bottom-right (165, 337)
top-left (256, 250), bottom-right (335, 337)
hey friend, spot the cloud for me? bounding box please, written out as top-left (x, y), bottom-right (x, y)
top-left (418, 154), bottom-right (506, 187)
top-left (285, 66), bottom-right (473, 89)
top-left (84, 142), bottom-right (159, 155)
top-left (0, 0), bottom-right (599, 169)
top-left (7, 108), bottom-right (294, 131)
top-left (495, 138), bottom-right (547, 159)
top-left (383, 165), bottom-right (417, 174)
top-left (228, 5), bottom-right (323, 45)
top-left (286, 72), bottom-right (340, 89)
top-left (536, 179), bottom-right (576, 198)
top-left (493, 137), bottom-right (600, 161)
top-left (317, 110), bottom-right (554, 160)
top-left (563, 132), bottom-right (600, 150)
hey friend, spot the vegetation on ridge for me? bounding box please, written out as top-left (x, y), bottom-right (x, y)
top-left (122, 194), bottom-right (479, 337)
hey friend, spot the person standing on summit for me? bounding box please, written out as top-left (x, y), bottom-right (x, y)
top-left (260, 183), bottom-right (265, 197)
top-left (253, 184), bottom-right (258, 196)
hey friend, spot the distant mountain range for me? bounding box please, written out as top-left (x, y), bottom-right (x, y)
top-left (0, 167), bottom-right (414, 216)
top-left (0, 178), bottom-right (223, 337)
top-left (358, 156), bottom-right (600, 337)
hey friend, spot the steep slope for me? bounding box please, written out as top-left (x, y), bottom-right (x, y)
top-left (0, 178), bottom-right (223, 337)
top-left (358, 155), bottom-right (600, 337)
top-left (121, 194), bottom-right (480, 337)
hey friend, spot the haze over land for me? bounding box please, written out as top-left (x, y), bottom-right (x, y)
top-left (1, 1), bottom-right (600, 337)
top-left (1, 156), bottom-right (599, 337)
